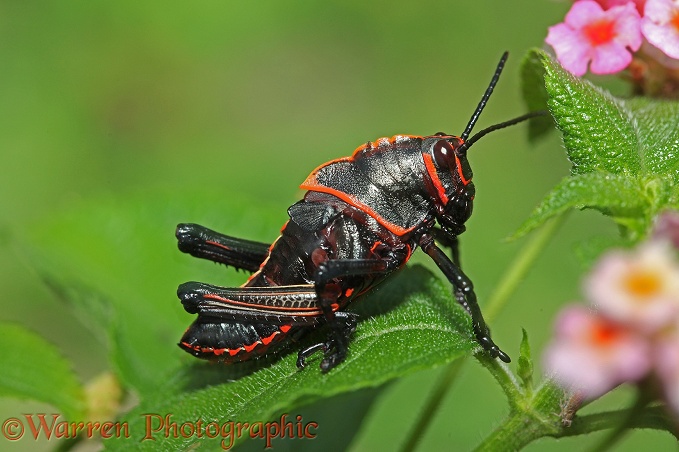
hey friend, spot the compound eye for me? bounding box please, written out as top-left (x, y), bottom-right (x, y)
top-left (432, 140), bottom-right (454, 168)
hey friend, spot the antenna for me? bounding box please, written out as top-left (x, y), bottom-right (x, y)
top-left (460, 52), bottom-right (508, 141)
top-left (457, 110), bottom-right (548, 154)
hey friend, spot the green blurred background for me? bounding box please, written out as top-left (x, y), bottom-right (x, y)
top-left (0, 0), bottom-right (671, 450)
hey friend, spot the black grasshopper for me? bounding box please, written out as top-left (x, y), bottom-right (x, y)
top-left (176, 52), bottom-right (542, 372)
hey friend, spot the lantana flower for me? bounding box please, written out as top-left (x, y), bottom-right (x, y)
top-left (546, 1), bottom-right (642, 76)
top-left (589, 0), bottom-right (647, 15)
top-left (544, 306), bottom-right (651, 398)
top-left (585, 241), bottom-right (679, 333)
top-left (641, 0), bottom-right (679, 59)
top-left (545, 214), bottom-right (679, 416)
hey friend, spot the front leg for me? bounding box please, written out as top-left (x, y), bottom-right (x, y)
top-left (296, 311), bottom-right (358, 369)
top-left (419, 233), bottom-right (510, 363)
top-left (433, 227), bottom-right (461, 267)
top-left (300, 258), bottom-right (397, 372)
top-left (433, 228), bottom-right (473, 315)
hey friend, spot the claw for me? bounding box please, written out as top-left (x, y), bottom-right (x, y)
top-left (296, 342), bottom-right (329, 370)
top-left (296, 354), bottom-right (307, 369)
top-left (477, 334), bottom-right (511, 363)
top-left (496, 348), bottom-right (511, 363)
top-left (320, 353), bottom-right (343, 373)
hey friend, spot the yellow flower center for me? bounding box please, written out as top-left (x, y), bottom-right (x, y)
top-left (624, 270), bottom-right (662, 299)
top-left (672, 11), bottom-right (679, 32)
top-left (583, 19), bottom-right (616, 46)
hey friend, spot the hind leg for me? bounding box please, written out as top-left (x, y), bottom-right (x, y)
top-left (176, 223), bottom-right (270, 272)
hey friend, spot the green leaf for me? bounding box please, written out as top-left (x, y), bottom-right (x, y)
top-left (103, 265), bottom-right (476, 450)
top-left (517, 329), bottom-right (533, 392)
top-left (235, 387), bottom-right (382, 452)
top-left (514, 172), bottom-right (648, 238)
top-left (543, 56), bottom-right (641, 176)
top-left (0, 323), bottom-right (86, 421)
top-left (17, 190), bottom-right (478, 449)
top-left (520, 50), bottom-right (553, 140)
top-left (20, 191), bottom-right (287, 397)
top-left (515, 49), bottom-right (679, 241)
top-left (625, 97), bottom-right (679, 181)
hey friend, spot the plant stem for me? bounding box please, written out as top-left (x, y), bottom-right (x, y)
top-left (473, 403), bottom-right (677, 451)
top-left (399, 358), bottom-right (465, 452)
top-left (561, 405), bottom-right (678, 441)
top-left (400, 214), bottom-right (566, 451)
top-left (474, 352), bottom-right (522, 403)
top-left (475, 381), bottom-right (678, 450)
top-left (473, 410), bottom-right (549, 451)
top-left (587, 388), bottom-right (653, 452)
top-left (485, 213), bottom-right (568, 322)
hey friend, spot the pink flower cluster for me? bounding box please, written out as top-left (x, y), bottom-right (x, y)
top-left (544, 212), bottom-right (679, 415)
top-left (546, 0), bottom-right (679, 76)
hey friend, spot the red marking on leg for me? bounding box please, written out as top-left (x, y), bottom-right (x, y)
top-left (244, 342), bottom-right (259, 353)
top-left (261, 330), bottom-right (279, 346)
top-left (205, 240), bottom-right (232, 251)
